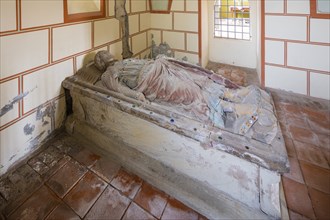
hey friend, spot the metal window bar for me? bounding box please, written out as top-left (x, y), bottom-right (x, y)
top-left (214, 0), bottom-right (250, 40)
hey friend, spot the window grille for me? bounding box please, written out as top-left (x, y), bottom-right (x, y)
top-left (214, 0), bottom-right (250, 40)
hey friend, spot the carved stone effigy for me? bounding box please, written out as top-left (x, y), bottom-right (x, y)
top-left (62, 53), bottom-right (289, 219)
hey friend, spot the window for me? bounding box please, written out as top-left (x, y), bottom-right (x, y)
top-left (64, 0), bottom-right (105, 23)
top-left (214, 0), bottom-right (250, 40)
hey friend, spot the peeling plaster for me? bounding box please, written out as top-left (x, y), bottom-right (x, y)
top-left (0, 87), bottom-right (36, 117)
top-left (23, 123), bottom-right (35, 135)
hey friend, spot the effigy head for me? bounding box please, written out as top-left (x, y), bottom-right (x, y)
top-left (94, 50), bottom-right (115, 72)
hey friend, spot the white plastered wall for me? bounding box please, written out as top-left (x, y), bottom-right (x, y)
top-left (207, 0), bottom-right (259, 69)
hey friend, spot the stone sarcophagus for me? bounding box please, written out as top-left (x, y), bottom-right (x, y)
top-left (62, 55), bottom-right (289, 219)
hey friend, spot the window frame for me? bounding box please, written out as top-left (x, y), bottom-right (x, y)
top-left (310, 0), bottom-right (330, 19)
top-left (63, 0), bottom-right (106, 23)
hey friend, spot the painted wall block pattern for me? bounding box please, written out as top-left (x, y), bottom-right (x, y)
top-left (187, 33), bottom-right (199, 52)
top-left (23, 60), bottom-right (74, 113)
top-left (186, 0), bottom-right (198, 12)
top-left (310, 73), bottom-right (330, 100)
top-left (94, 18), bottom-right (120, 47)
top-left (110, 41), bottom-right (124, 60)
top-left (174, 13), bottom-right (198, 32)
top-left (265, 0), bottom-right (284, 13)
top-left (129, 14), bottom-right (139, 35)
top-left (175, 51), bottom-right (199, 64)
top-left (150, 14), bottom-right (172, 29)
top-left (171, 0), bottom-right (185, 11)
top-left (265, 15), bottom-right (307, 41)
top-left (0, 78), bottom-right (19, 127)
top-left (131, 0), bottom-right (146, 13)
top-left (287, 43), bottom-right (330, 72)
top-left (21, 0), bottom-right (64, 29)
top-left (310, 19), bottom-right (330, 43)
top-left (53, 23), bottom-right (92, 61)
top-left (139, 13), bottom-right (150, 32)
top-left (163, 31), bottom-right (185, 50)
top-left (132, 32), bottom-right (147, 54)
top-left (265, 65), bottom-right (307, 95)
top-left (265, 40), bottom-right (284, 65)
top-left (286, 0), bottom-right (310, 14)
top-left (0, 0), bottom-right (16, 32)
top-left (0, 30), bottom-right (49, 79)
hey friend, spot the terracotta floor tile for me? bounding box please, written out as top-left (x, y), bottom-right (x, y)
top-left (284, 135), bottom-right (297, 158)
top-left (300, 162), bottom-right (330, 194)
top-left (35, 146), bottom-right (64, 168)
top-left (63, 171), bottom-right (107, 218)
top-left (45, 203), bottom-right (80, 220)
top-left (90, 157), bottom-right (121, 183)
top-left (322, 149), bottom-right (330, 166)
top-left (134, 182), bottom-right (168, 218)
top-left (72, 148), bottom-right (101, 168)
top-left (0, 177), bottom-right (20, 202)
top-left (294, 140), bottom-right (329, 169)
top-left (85, 185), bottom-right (130, 219)
top-left (288, 209), bottom-right (313, 220)
top-left (7, 186), bottom-right (60, 220)
top-left (316, 133), bottom-right (330, 150)
top-left (283, 157), bottom-right (304, 184)
top-left (47, 159), bottom-right (87, 198)
top-left (122, 202), bottom-right (157, 220)
top-left (308, 187), bottom-right (330, 220)
top-left (289, 126), bottom-right (319, 146)
top-left (28, 157), bottom-right (50, 175)
top-left (282, 177), bottom-right (315, 219)
top-left (161, 198), bottom-right (199, 220)
top-left (110, 169), bottom-right (143, 199)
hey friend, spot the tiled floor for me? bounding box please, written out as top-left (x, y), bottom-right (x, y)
top-left (0, 89), bottom-right (329, 220)
top-left (0, 133), bottom-right (207, 220)
top-left (270, 89), bottom-right (330, 220)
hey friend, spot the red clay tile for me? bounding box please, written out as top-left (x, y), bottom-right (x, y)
top-left (28, 157), bottom-right (50, 175)
top-left (322, 149), bottom-right (330, 166)
top-left (289, 126), bottom-right (319, 146)
top-left (72, 148), bottom-right (101, 168)
top-left (46, 203), bottom-right (80, 220)
top-left (283, 157), bottom-right (304, 184)
top-left (316, 133), bottom-right (330, 150)
top-left (63, 171), bottom-right (107, 218)
top-left (308, 187), bottom-right (330, 220)
top-left (35, 146), bottom-right (64, 168)
top-left (282, 177), bottom-right (315, 219)
top-left (161, 198), bottom-right (199, 220)
top-left (294, 140), bottom-right (329, 169)
top-left (47, 159), bottom-right (87, 198)
top-left (85, 185), bottom-right (130, 219)
top-left (122, 202), bottom-right (157, 220)
top-left (7, 186), bottom-right (60, 220)
top-left (110, 169), bottom-right (143, 199)
top-left (284, 135), bottom-right (297, 158)
top-left (288, 209), bottom-right (313, 220)
top-left (134, 182), bottom-right (168, 218)
top-left (300, 162), bottom-right (330, 194)
top-left (90, 157), bottom-right (121, 183)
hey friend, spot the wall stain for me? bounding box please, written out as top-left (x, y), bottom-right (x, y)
top-left (0, 87), bottom-right (36, 117)
top-left (23, 123), bottom-right (35, 135)
top-left (36, 102), bottom-right (56, 132)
